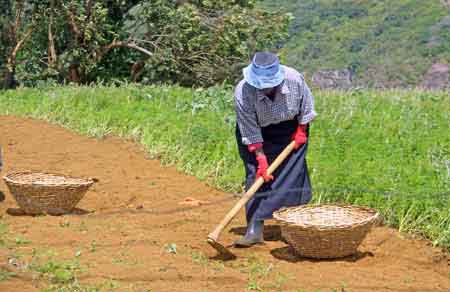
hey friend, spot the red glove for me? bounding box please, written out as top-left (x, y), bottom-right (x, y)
top-left (292, 124), bottom-right (308, 149)
top-left (247, 143), bottom-right (263, 153)
top-left (256, 154), bottom-right (273, 182)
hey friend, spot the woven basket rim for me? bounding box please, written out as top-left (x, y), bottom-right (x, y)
top-left (3, 171), bottom-right (95, 187)
top-left (273, 204), bottom-right (380, 230)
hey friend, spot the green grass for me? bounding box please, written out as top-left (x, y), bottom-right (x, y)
top-left (14, 237), bottom-right (31, 245)
top-left (36, 260), bottom-right (82, 285)
top-left (25, 249), bottom-right (108, 292)
top-left (261, 0), bottom-right (450, 87)
top-left (0, 85), bottom-right (449, 248)
top-left (0, 225), bottom-right (116, 291)
top-left (0, 223), bottom-right (7, 247)
top-left (191, 249), bottom-right (225, 272)
top-left (0, 269), bottom-right (16, 282)
top-left (243, 256), bottom-right (289, 291)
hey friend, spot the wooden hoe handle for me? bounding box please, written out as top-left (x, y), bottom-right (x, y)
top-left (207, 141), bottom-right (296, 242)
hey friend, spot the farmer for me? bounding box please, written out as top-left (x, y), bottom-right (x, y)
top-left (233, 51), bottom-right (317, 247)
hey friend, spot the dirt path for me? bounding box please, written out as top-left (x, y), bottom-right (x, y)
top-left (0, 115), bottom-right (449, 292)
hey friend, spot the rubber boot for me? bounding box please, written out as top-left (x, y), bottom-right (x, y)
top-left (233, 219), bottom-right (264, 247)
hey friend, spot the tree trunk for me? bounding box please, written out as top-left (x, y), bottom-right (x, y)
top-left (48, 0), bottom-right (57, 68)
top-left (131, 61), bottom-right (145, 82)
top-left (2, 0), bottom-right (34, 89)
top-left (68, 62), bottom-right (81, 83)
top-left (2, 68), bottom-right (17, 89)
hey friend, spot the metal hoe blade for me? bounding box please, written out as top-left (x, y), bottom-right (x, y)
top-left (207, 238), bottom-right (236, 260)
top-left (206, 142), bottom-right (297, 260)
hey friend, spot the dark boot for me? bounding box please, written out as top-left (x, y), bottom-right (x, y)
top-left (233, 219), bottom-right (264, 247)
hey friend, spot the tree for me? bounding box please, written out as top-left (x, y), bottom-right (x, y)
top-left (1, 0), bottom-right (291, 87)
top-left (1, 0), bottom-right (40, 88)
top-left (123, 0), bottom-right (291, 85)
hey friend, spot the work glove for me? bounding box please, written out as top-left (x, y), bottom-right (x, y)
top-left (247, 143), bottom-right (263, 153)
top-left (292, 124), bottom-right (308, 149)
top-left (256, 154), bottom-right (273, 182)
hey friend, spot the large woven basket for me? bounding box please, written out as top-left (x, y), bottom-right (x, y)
top-left (273, 204), bottom-right (380, 259)
top-left (3, 172), bottom-right (95, 215)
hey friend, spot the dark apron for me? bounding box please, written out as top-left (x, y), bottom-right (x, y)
top-left (236, 118), bottom-right (312, 222)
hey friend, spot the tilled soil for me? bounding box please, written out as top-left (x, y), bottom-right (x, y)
top-left (0, 115), bottom-right (449, 292)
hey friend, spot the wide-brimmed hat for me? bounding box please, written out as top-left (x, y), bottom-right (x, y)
top-left (243, 52), bottom-right (285, 89)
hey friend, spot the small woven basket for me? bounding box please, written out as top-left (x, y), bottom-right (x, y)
top-left (3, 172), bottom-right (95, 215)
top-left (273, 204), bottom-right (380, 259)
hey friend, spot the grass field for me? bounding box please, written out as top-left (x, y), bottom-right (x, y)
top-left (0, 85), bottom-right (449, 248)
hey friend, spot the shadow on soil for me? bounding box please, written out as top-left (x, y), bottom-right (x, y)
top-left (229, 224), bottom-right (284, 242)
top-left (5, 207), bottom-right (92, 217)
top-left (271, 246), bottom-right (374, 263)
top-left (230, 224), bottom-right (374, 263)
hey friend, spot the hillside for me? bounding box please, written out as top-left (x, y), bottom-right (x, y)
top-left (262, 0), bottom-right (450, 88)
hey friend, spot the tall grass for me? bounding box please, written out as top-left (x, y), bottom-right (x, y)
top-left (0, 85), bottom-right (449, 247)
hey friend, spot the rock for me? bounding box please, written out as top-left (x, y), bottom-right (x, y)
top-left (421, 62), bottom-right (450, 90)
top-left (312, 69), bottom-right (353, 89)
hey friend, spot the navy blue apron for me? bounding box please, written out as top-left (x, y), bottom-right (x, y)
top-left (236, 118), bottom-right (312, 222)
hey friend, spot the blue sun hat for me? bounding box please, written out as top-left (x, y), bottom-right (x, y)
top-left (243, 52), bottom-right (286, 89)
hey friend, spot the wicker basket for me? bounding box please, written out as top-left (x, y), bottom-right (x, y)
top-left (3, 172), bottom-right (95, 215)
top-left (273, 204), bottom-right (380, 259)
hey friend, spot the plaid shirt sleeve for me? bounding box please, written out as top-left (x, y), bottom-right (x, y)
top-left (234, 81), bottom-right (264, 145)
top-left (297, 77), bottom-right (317, 125)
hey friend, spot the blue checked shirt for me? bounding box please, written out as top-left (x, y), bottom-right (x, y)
top-left (234, 66), bottom-right (317, 145)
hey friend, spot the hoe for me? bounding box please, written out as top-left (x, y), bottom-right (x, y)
top-left (207, 141), bottom-right (296, 259)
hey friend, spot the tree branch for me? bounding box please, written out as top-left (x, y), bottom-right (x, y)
top-left (12, 26), bottom-right (33, 59)
top-left (13, 0), bottom-right (24, 37)
top-left (7, 25), bottom-right (34, 71)
top-left (66, 8), bottom-right (83, 44)
top-left (85, 0), bottom-right (94, 23)
top-left (125, 42), bottom-right (154, 57)
top-left (48, 0), bottom-right (57, 67)
top-left (95, 40), bottom-right (153, 62)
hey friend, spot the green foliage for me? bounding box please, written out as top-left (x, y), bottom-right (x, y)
top-left (0, 85), bottom-right (449, 248)
top-left (0, 222), bottom-right (10, 247)
top-left (123, 0), bottom-right (290, 86)
top-left (15, 237), bottom-right (31, 245)
top-left (0, 2), bottom-right (10, 71)
top-left (0, 0), bottom-right (46, 88)
top-left (36, 260), bottom-right (81, 284)
top-left (1, 0), bottom-right (290, 87)
top-left (28, 253), bottom-right (98, 291)
top-left (261, 0), bottom-right (450, 87)
top-left (0, 269), bottom-right (16, 282)
top-left (243, 257), bottom-right (288, 291)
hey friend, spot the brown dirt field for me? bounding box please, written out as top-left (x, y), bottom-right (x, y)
top-left (0, 115), bottom-right (449, 292)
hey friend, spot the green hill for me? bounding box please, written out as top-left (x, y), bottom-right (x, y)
top-left (262, 0), bottom-right (450, 87)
